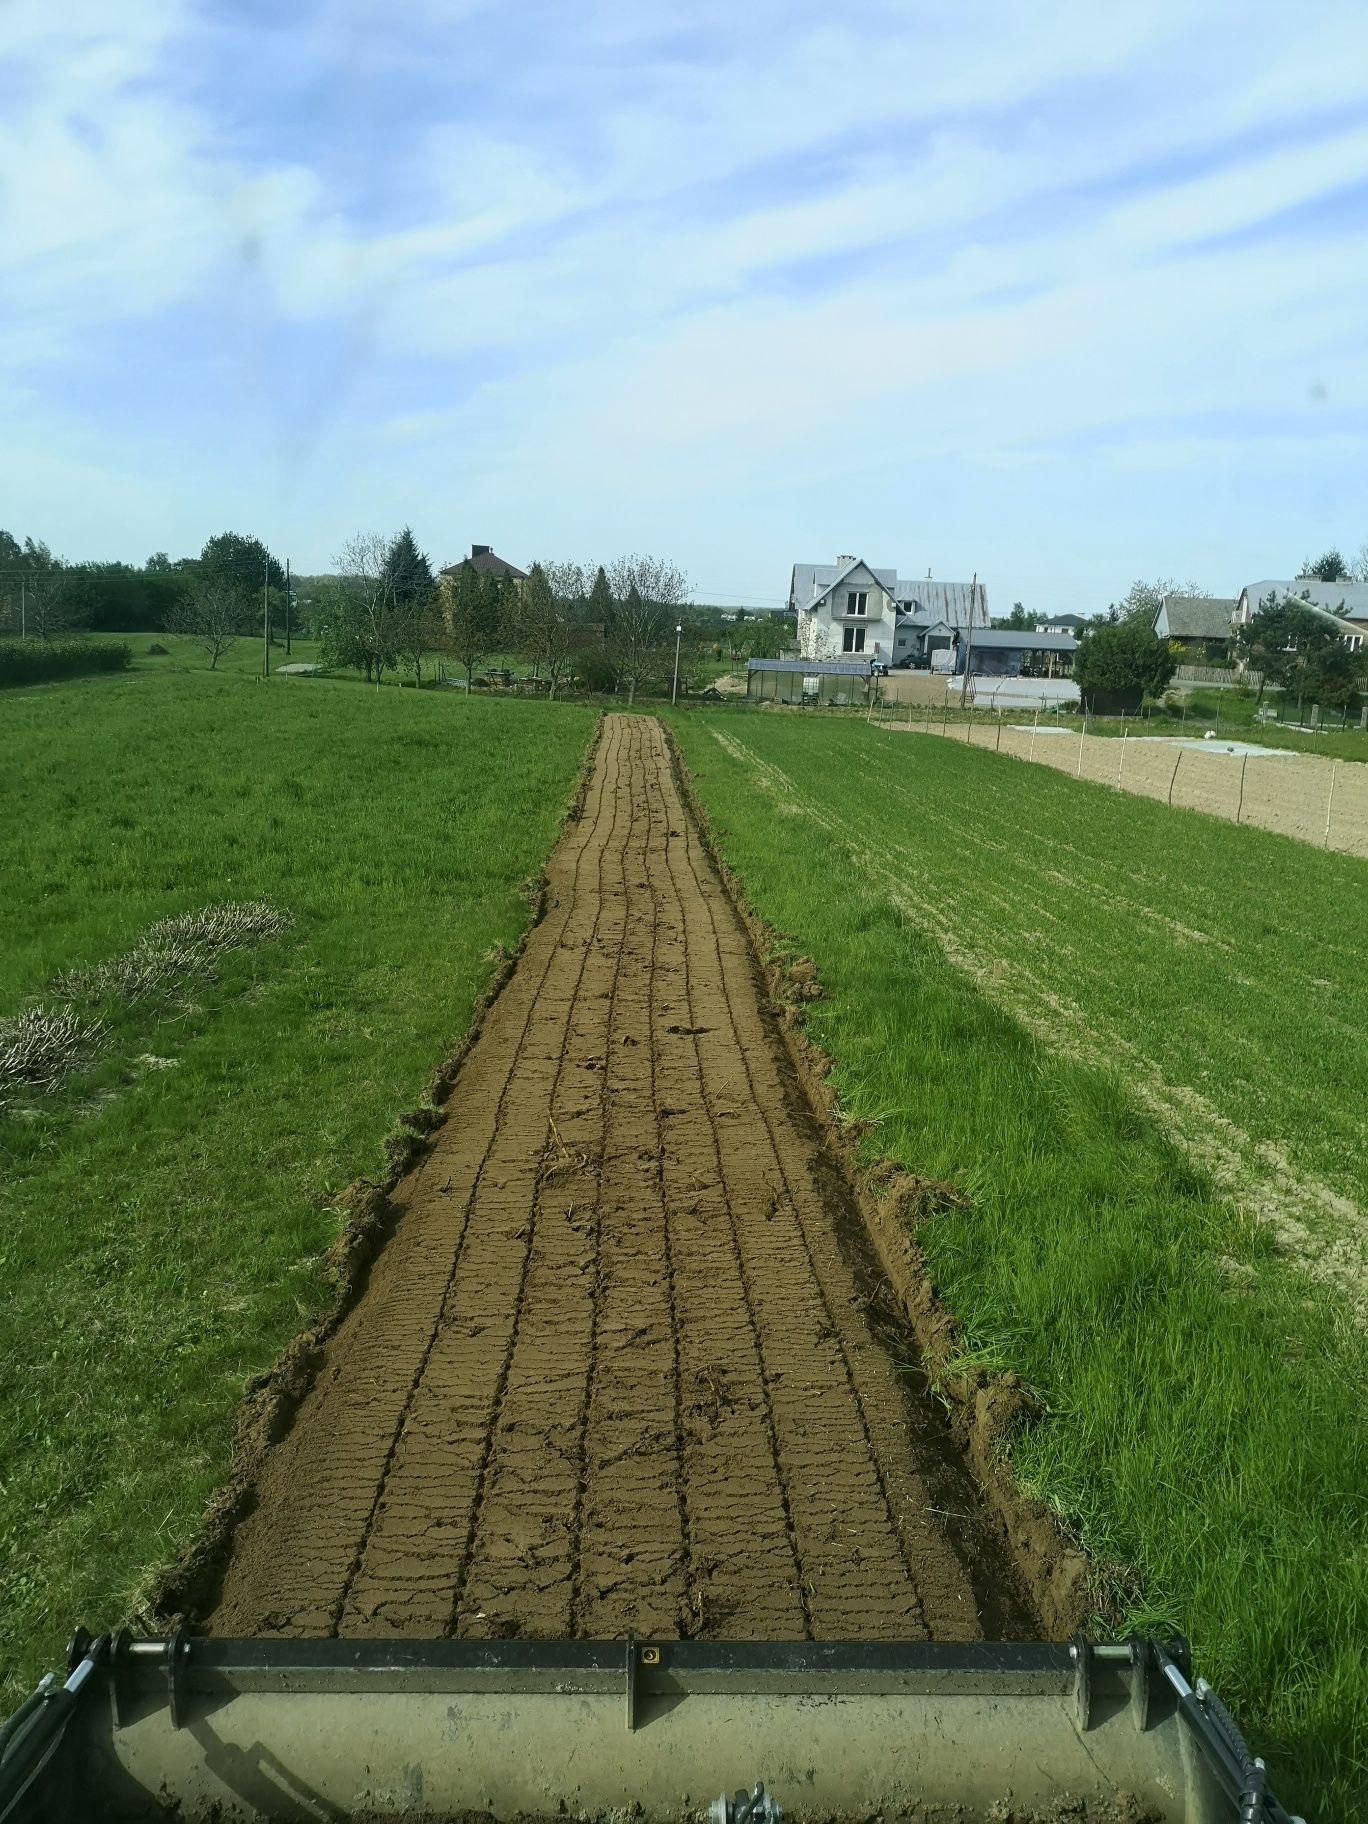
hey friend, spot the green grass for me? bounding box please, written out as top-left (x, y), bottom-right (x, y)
top-left (0, 666), bottom-right (595, 1699)
top-left (673, 710), bottom-right (1368, 1823)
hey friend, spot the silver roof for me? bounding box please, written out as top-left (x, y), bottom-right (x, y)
top-left (1240, 580), bottom-right (1368, 621)
top-left (747, 658), bottom-right (873, 676)
top-left (960, 629), bottom-right (1077, 651)
top-left (790, 560), bottom-right (987, 625)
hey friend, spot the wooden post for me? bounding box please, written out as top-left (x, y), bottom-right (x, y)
top-left (1168, 751), bottom-right (1182, 806)
top-left (1076, 722), bottom-right (1085, 777)
top-left (1324, 760), bottom-right (1340, 849)
top-left (1236, 754), bottom-right (1248, 824)
top-left (996, 712), bottom-right (1002, 752)
top-left (1117, 729), bottom-right (1126, 790)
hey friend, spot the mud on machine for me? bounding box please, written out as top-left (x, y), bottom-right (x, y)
top-left (2, 1628), bottom-right (1304, 1822)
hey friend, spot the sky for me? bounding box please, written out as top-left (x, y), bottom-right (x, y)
top-left (3, 1), bottom-right (1368, 613)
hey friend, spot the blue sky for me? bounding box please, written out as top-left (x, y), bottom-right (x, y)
top-left (3, 1), bottom-right (1368, 612)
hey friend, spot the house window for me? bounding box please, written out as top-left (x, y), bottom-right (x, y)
top-left (843, 625), bottom-right (866, 653)
top-left (846, 590), bottom-right (868, 616)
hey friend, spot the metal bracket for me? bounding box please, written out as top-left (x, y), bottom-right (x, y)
top-left (1128, 1638), bottom-right (1151, 1734)
top-left (165, 1630), bottom-right (189, 1732)
top-left (624, 1633), bottom-right (637, 1733)
top-left (1070, 1633), bottom-right (1092, 1732)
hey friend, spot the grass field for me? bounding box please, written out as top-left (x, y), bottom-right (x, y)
top-left (673, 708), bottom-right (1368, 1822)
top-left (0, 666), bottom-right (595, 1699)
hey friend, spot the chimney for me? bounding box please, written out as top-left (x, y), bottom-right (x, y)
top-left (471, 544), bottom-right (491, 557)
top-left (837, 554), bottom-right (855, 564)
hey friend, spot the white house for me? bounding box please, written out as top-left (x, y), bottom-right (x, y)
top-left (788, 557), bottom-right (988, 667)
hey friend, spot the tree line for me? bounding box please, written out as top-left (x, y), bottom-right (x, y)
top-left (314, 531), bottom-right (696, 701)
top-left (0, 529), bottom-right (287, 658)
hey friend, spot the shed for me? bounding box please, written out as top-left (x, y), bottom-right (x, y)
top-left (746, 657), bottom-right (874, 706)
top-left (1153, 596), bottom-right (1236, 648)
top-left (949, 629), bottom-right (1077, 678)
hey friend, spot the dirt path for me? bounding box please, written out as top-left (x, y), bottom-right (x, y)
top-left (207, 715), bottom-right (1028, 1643)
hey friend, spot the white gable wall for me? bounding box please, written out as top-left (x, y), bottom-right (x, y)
top-left (797, 561), bottom-right (896, 662)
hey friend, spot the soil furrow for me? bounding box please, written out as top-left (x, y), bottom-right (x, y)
top-left (204, 714), bottom-right (1031, 1642)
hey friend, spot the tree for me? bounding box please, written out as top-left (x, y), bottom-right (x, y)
top-left (1302, 549), bottom-right (1349, 583)
top-left (1235, 592), bottom-right (1359, 708)
top-left (586, 565), bottom-right (613, 628)
top-left (18, 540), bottom-right (83, 639)
top-left (521, 561), bottom-right (583, 698)
top-left (1072, 618), bottom-right (1177, 702)
top-left (318, 532), bottom-right (402, 684)
top-left (164, 576), bottom-right (248, 669)
top-left (440, 562), bottom-right (501, 688)
top-left (380, 528), bottom-right (437, 685)
top-left (146, 551), bottom-right (173, 572)
top-left (604, 553), bottom-right (688, 703)
top-left (382, 526), bottom-right (434, 607)
top-left (743, 614), bottom-right (787, 659)
top-left (201, 531), bottom-right (283, 597)
top-left (994, 601), bottom-right (1034, 631)
top-left (1112, 577), bottom-right (1207, 625)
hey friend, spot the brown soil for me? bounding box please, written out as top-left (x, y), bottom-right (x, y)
top-left (192, 715), bottom-right (1038, 1643)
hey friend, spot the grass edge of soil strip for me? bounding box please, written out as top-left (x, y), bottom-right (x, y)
top-left (0, 676), bottom-right (599, 1702)
top-left (670, 709), bottom-right (1367, 1824)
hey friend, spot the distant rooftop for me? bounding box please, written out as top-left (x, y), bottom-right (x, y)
top-left (440, 544), bottom-right (528, 581)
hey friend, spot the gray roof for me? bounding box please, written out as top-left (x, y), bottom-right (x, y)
top-left (747, 657), bottom-right (872, 676)
top-left (895, 580), bottom-right (986, 624)
top-left (1157, 596), bottom-right (1237, 640)
top-left (960, 629), bottom-right (1077, 652)
top-left (791, 561), bottom-right (897, 606)
top-left (1034, 613), bottom-right (1088, 628)
top-left (1240, 580), bottom-right (1368, 622)
top-left (790, 560), bottom-right (987, 625)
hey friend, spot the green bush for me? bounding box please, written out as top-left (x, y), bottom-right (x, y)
top-left (0, 639), bottom-right (133, 689)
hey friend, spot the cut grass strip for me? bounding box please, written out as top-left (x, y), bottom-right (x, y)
top-left (0, 670), bottom-right (596, 1700)
top-left (673, 709), bottom-right (1368, 1824)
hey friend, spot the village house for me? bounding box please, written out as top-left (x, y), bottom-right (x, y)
top-left (787, 556), bottom-right (987, 668)
top-left (1152, 594), bottom-right (1238, 658)
top-left (439, 544), bottom-right (528, 589)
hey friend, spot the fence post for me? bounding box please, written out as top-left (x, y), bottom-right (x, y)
top-left (1076, 722), bottom-right (1085, 777)
top-left (1117, 729), bottom-right (1126, 790)
top-left (1324, 760), bottom-right (1340, 849)
top-left (1168, 750), bottom-right (1182, 806)
top-left (1236, 754), bottom-right (1248, 824)
top-left (908, 698), bottom-right (913, 731)
top-left (996, 712), bottom-right (1002, 752)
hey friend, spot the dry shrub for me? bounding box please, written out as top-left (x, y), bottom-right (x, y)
top-left (55, 900), bottom-right (291, 1004)
top-left (0, 1006), bottom-right (108, 1102)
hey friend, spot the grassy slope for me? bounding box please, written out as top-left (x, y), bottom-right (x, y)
top-left (674, 709), bottom-right (1367, 1822)
top-left (0, 667), bottom-right (595, 1697)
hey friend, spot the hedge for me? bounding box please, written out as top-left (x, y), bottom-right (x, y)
top-left (0, 639), bottom-right (134, 689)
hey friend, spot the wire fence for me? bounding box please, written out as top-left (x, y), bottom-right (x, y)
top-left (870, 696), bottom-right (1368, 860)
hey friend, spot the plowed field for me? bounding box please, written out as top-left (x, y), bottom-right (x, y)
top-left (207, 715), bottom-right (1027, 1642)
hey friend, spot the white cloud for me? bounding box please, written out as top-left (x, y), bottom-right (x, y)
top-left (3, 0), bottom-right (1368, 601)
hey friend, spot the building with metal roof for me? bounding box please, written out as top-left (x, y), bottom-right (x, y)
top-left (787, 555), bottom-right (988, 670)
top-left (745, 656), bottom-right (874, 706)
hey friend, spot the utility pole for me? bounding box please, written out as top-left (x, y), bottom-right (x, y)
top-left (284, 557), bottom-right (291, 656)
top-left (959, 572), bottom-right (979, 713)
top-left (20, 575), bottom-right (26, 639)
top-left (671, 622), bottom-right (683, 705)
top-left (263, 557), bottom-right (271, 678)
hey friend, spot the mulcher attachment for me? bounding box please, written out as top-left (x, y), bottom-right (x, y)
top-left (2, 1631), bottom-right (1304, 1824)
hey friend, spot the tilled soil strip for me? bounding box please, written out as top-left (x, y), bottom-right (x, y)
top-left (207, 715), bottom-right (1030, 1642)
